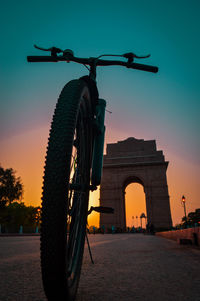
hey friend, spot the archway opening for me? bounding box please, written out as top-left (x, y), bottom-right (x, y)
top-left (125, 183), bottom-right (147, 229)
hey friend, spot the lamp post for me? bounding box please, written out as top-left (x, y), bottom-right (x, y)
top-left (132, 216), bottom-right (134, 227)
top-left (36, 207), bottom-right (41, 233)
top-left (136, 216), bottom-right (138, 228)
top-left (181, 195), bottom-right (187, 226)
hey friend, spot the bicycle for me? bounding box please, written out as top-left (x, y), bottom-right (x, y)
top-left (27, 46), bottom-right (158, 301)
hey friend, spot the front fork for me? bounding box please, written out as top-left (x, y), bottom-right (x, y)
top-left (91, 98), bottom-right (106, 187)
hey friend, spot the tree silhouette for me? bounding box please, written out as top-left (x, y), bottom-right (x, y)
top-left (0, 165), bottom-right (23, 207)
top-left (182, 208), bottom-right (200, 226)
top-left (0, 202), bottom-right (41, 232)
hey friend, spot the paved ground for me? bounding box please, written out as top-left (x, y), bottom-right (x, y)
top-left (0, 234), bottom-right (200, 301)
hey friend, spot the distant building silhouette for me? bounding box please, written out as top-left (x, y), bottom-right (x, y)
top-left (100, 137), bottom-right (172, 231)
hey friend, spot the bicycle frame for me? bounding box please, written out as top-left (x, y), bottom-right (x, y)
top-left (91, 98), bottom-right (106, 187)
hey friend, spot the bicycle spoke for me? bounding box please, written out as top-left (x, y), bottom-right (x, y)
top-left (66, 106), bottom-right (88, 284)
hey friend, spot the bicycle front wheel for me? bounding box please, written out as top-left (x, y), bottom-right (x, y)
top-left (41, 79), bottom-right (94, 300)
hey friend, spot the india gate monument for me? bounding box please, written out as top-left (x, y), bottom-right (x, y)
top-left (100, 137), bottom-right (172, 230)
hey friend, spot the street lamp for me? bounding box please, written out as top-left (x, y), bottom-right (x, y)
top-left (181, 195), bottom-right (187, 226)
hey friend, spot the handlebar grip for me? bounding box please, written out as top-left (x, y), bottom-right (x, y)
top-left (27, 56), bottom-right (58, 62)
top-left (130, 62), bottom-right (158, 73)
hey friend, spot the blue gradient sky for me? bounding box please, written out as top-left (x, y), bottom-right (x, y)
top-left (1, 0), bottom-right (200, 225)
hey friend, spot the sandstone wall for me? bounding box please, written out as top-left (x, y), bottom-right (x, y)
top-left (156, 227), bottom-right (200, 247)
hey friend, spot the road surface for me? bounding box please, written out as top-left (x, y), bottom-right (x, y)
top-left (0, 234), bottom-right (199, 301)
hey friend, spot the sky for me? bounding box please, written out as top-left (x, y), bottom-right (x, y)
top-left (0, 0), bottom-right (200, 227)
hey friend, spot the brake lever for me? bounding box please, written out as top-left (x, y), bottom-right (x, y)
top-left (123, 52), bottom-right (150, 64)
top-left (34, 44), bottom-right (63, 56)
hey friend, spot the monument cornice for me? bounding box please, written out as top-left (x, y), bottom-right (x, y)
top-left (103, 161), bottom-right (169, 169)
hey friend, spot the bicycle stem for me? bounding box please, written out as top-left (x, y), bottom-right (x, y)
top-left (89, 58), bottom-right (98, 81)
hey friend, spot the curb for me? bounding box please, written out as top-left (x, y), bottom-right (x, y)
top-left (0, 233), bottom-right (40, 237)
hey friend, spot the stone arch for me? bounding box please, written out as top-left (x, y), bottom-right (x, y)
top-left (123, 175), bottom-right (144, 188)
top-left (100, 137), bottom-right (172, 230)
top-left (123, 176), bottom-right (146, 229)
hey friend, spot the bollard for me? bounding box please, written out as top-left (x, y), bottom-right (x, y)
top-left (112, 225), bottom-right (115, 234)
top-left (19, 225), bottom-right (23, 234)
top-left (193, 233), bottom-right (199, 246)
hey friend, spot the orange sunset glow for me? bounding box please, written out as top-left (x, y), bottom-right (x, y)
top-left (125, 184), bottom-right (146, 228)
top-left (1, 122), bottom-right (199, 228)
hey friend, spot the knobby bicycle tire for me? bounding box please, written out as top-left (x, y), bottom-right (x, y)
top-left (41, 79), bottom-right (94, 300)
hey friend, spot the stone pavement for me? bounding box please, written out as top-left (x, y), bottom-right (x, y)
top-left (0, 234), bottom-right (200, 301)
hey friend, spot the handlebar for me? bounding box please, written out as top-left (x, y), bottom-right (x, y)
top-left (27, 56), bottom-right (58, 62)
top-left (27, 55), bottom-right (158, 73)
top-left (27, 46), bottom-right (158, 73)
